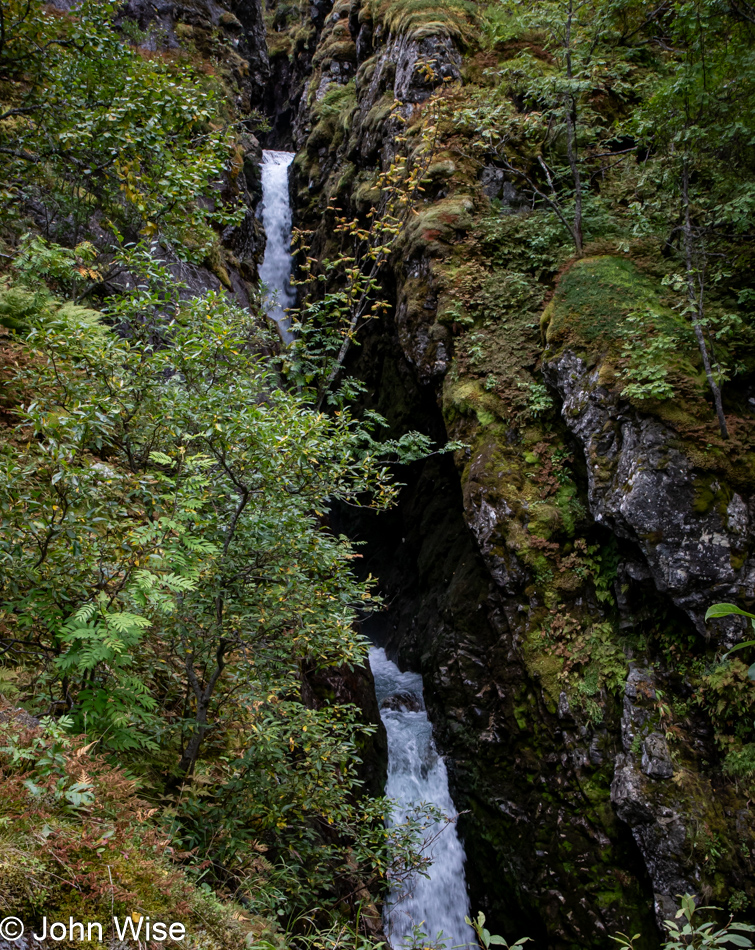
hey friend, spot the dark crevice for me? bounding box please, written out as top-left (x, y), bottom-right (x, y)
top-left (331, 309), bottom-right (663, 948)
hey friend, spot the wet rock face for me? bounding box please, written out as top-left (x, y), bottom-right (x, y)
top-left (334, 335), bottom-right (661, 946)
top-left (350, 30), bottom-right (461, 163)
top-left (391, 34), bottom-right (462, 102)
top-left (479, 167), bottom-right (527, 213)
top-left (116, 0), bottom-right (269, 103)
top-left (612, 753), bottom-right (689, 925)
top-left (226, 0), bottom-right (271, 98)
top-left (611, 667), bottom-right (691, 926)
top-left (380, 691), bottom-right (423, 712)
top-left (269, 0), bottom-right (755, 943)
top-left (608, 662), bottom-right (754, 931)
top-left (544, 350), bottom-right (755, 645)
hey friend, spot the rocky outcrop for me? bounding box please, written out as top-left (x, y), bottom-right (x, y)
top-left (116, 0), bottom-right (269, 103)
top-left (544, 349), bottom-right (755, 647)
top-left (611, 667), bottom-right (693, 926)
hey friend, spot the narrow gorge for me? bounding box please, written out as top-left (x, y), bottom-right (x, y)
top-left (255, 0), bottom-right (755, 944)
top-left (0, 2), bottom-right (754, 950)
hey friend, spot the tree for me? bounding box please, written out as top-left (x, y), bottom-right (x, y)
top-left (0, 261), bottom-right (426, 910)
top-left (468, 0), bottom-right (636, 256)
top-left (0, 0), bottom-right (241, 271)
top-left (632, 0), bottom-right (755, 438)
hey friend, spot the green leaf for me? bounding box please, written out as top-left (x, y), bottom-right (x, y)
top-left (724, 936), bottom-right (752, 947)
top-left (705, 603), bottom-right (755, 621)
top-left (722, 640), bottom-right (755, 661)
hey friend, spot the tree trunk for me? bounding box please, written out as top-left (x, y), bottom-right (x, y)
top-left (682, 165), bottom-right (728, 439)
top-left (564, 102), bottom-right (583, 256)
top-left (564, 0), bottom-right (583, 256)
top-left (174, 640), bottom-right (227, 781)
top-left (176, 710), bottom-right (208, 777)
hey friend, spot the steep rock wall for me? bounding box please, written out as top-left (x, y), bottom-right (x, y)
top-left (262, 2), bottom-right (755, 946)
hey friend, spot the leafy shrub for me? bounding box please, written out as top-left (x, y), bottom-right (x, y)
top-left (723, 744), bottom-right (755, 779)
top-left (611, 894), bottom-right (755, 950)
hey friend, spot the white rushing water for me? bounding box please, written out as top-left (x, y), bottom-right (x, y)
top-left (259, 150), bottom-right (296, 343)
top-left (370, 646), bottom-right (476, 950)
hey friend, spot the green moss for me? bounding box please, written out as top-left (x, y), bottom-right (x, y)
top-left (513, 703), bottom-right (530, 731)
top-left (521, 627), bottom-right (564, 707)
top-left (312, 36), bottom-right (357, 69)
top-left (306, 80), bottom-right (358, 152)
top-left (403, 195), bottom-right (475, 256)
top-left (361, 92), bottom-right (395, 134)
top-left (443, 376), bottom-right (505, 427)
top-left (596, 887), bottom-right (625, 909)
top-left (540, 255), bottom-right (755, 482)
top-left (353, 171), bottom-right (382, 210)
top-left (426, 158), bottom-right (456, 179)
top-left (545, 256), bottom-right (684, 354)
top-left (691, 473), bottom-right (733, 516)
top-left (266, 30), bottom-right (293, 56)
top-left (365, 0), bottom-right (478, 40)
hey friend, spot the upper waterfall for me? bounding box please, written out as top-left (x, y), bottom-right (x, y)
top-left (259, 150), bottom-right (296, 343)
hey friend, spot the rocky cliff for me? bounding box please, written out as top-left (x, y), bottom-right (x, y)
top-left (259, 1), bottom-right (755, 947)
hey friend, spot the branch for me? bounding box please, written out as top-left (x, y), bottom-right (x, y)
top-left (0, 145), bottom-right (39, 162)
top-left (0, 105), bottom-right (37, 122)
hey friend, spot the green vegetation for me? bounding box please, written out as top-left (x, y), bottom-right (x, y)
top-left (612, 894), bottom-right (755, 950)
top-left (471, 896), bottom-right (755, 950)
top-left (0, 248), bottom-right (430, 926)
top-left (287, 0), bottom-right (755, 931)
top-left (0, 0), bottom-right (441, 938)
top-left (544, 256), bottom-right (702, 404)
top-left (0, 709), bottom-right (259, 949)
top-left (0, 0), bottom-right (242, 266)
top-left (706, 604), bottom-right (755, 680)
top-left (2, 0), bottom-right (755, 943)
top-left (441, 0), bottom-right (755, 439)
top-left (364, 0), bottom-right (478, 41)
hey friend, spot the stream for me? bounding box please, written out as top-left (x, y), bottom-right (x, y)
top-left (370, 647), bottom-right (476, 950)
top-left (259, 149), bottom-right (296, 343)
top-left (258, 146), bottom-right (475, 949)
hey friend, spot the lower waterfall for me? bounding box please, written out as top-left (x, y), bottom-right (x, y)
top-left (259, 149), bottom-right (296, 342)
top-left (369, 647), bottom-right (476, 950)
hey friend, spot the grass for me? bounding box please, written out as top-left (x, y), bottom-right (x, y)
top-left (365, 0), bottom-right (479, 41)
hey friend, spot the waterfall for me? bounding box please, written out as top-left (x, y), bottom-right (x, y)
top-left (259, 150), bottom-right (296, 343)
top-left (370, 646), bottom-right (476, 950)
